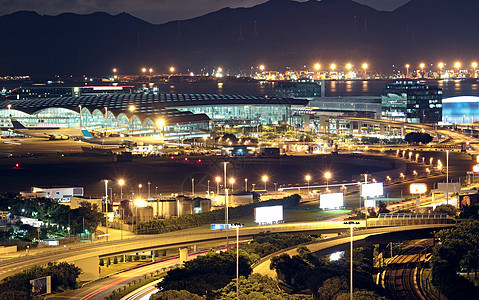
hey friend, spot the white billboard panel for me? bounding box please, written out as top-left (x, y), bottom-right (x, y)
top-left (254, 205), bottom-right (283, 225)
top-left (410, 183), bottom-right (427, 194)
top-left (364, 199), bottom-right (376, 208)
top-left (361, 183), bottom-right (384, 198)
top-left (437, 183), bottom-right (461, 193)
top-left (320, 193), bottom-right (344, 210)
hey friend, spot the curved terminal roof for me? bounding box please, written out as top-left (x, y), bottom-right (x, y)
top-left (0, 93), bottom-right (307, 123)
top-left (443, 96), bottom-right (479, 103)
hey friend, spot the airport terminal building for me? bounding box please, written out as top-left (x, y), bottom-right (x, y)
top-left (0, 93), bottom-right (308, 136)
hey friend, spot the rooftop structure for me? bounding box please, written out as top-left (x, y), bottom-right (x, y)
top-left (381, 81), bottom-right (442, 124)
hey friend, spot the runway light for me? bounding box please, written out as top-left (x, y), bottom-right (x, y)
top-left (15, 163), bottom-right (19, 168)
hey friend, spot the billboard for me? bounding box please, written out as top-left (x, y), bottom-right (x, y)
top-left (361, 183), bottom-right (384, 198)
top-left (254, 205), bottom-right (283, 225)
top-left (410, 183), bottom-right (427, 194)
top-left (320, 193), bottom-right (344, 210)
top-left (30, 276), bottom-right (51, 295)
top-left (364, 199), bottom-right (376, 208)
top-left (437, 183), bottom-right (461, 193)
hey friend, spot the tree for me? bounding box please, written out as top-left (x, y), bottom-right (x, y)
top-left (434, 204), bottom-right (457, 216)
top-left (404, 132), bottom-right (433, 144)
top-left (336, 290), bottom-right (387, 300)
top-left (317, 277), bottom-right (348, 300)
top-left (150, 290), bottom-right (203, 300)
top-left (216, 273), bottom-right (299, 299)
top-left (158, 250), bottom-right (252, 295)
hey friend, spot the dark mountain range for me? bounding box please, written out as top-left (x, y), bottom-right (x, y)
top-left (0, 0), bottom-right (477, 76)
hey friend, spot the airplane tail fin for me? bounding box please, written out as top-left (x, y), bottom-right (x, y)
top-left (10, 118), bottom-right (27, 130)
top-left (81, 129), bottom-right (94, 139)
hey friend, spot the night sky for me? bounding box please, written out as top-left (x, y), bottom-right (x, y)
top-left (0, 0), bottom-right (409, 24)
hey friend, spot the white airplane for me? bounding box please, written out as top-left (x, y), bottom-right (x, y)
top-left (9, 118), bottom-right (82, 140)
top-left (81, 128), bottom-right (192, 148)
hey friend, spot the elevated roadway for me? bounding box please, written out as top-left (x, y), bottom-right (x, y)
top-left (0, 220), bottom-right (455, 282)
top-left (252, 224), bottom-right (455, 277)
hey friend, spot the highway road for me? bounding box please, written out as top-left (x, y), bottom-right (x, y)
top-left (252, 224), bottom-right (455, 278)
top-left (50, 249), bottom-right (220, 300)
top-left (0, 220), bottom-right (385, 281)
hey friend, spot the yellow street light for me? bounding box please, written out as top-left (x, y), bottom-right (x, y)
top-left (346, 63), bottom-right (352, 70)
top-left (314, 63), bottom-right (321, 71)
top-left (454, 62), bottom-right (461, 69)
top-left (324, 171), bottom-right (332, 190)
top-left (113, 68), bottom-right (117, 73)
top-left (215, 176), bottom-right (221, 194)
top-left (141, 67), bottom-right (146, 73)
top-left (420, 63), bottom-right (425, 69)
top-left (305, 175), bottom-right (311, 194)
top-left (405, 64), bottom-right (410, 77)
top-left (169, 66), bottom-right (175, 73)
top-left (362, 63), bottom-right (368, 70)
top-left (128, 105), bottom-right (135, 113)
top-left (118, 179), bottom-right (125, 201)
top-left (149, 68), bottom-right (153, 73)
top-left (229, 177), bottom-right (235, 189)
top-left (156, 119), bottom-right (165, 127)
top-left (218, 67), bottom-right (223, 73)
top-left (259, 65), bottom-right (265, 71)
top-left (438, 62), bottom-right (444, 69)
top-left (262, 175), bottom-right (268, 191)
top-left (330, 63), bottom-right (336, 71)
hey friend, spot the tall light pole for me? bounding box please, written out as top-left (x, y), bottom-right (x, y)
top-left (157, 119), bottom-right (165, 137)
top-left (244, 178), bottom-right (248, 191)
top-left (104, 179), bottom-right (109, 241)
top-left (305, 175), bottom-right (311, 195)
top-left (420, 63), bottom-right (425, 78)
top-left (262, 175), bottom-right (268, 191)
top-left (225, 188), bottom-right (229, 248)
top-left (7, 104), bottom-right (11, 136)
top-left (345, 221), bottom-right (360, 300)
top-left (78, 105), bottom-right (82, 128)
top-left (362, 63), bottom-right (368, 78)
top-left (223, 162), bottom-right (228, 192)
top-left (446, 150), bottom-right (449, 204)
top-left (229, 178), bottom-right (235, 193)
top-left (405, 64), bottom-right (410, 78)
top-left (324, 171), bottom-right (332, 191)
top-left (118, 179), bottom-right (124, 201)
top-left (138, 184), bottom-right (142, 198)
top-left (207, 179), bottom-right (210, 195)
top-left (192, 178), bottom-right (195, 196)
top-left (148, 181), bottom-right (151, 199)
top-left (216, 176), bottom-right (221, 195)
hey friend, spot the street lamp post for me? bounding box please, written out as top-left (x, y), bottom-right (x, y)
top-left (229, 178), bottom-right (235, 193)
top-left (262, 175), bottom-right (268, 191)
top-left (305, 175), bottom-right (311, 195)
top-left (446, 150), bottom-right (449, 204)
top-left (104, 179), bottom-right (109, 241)
top-left (192, 178), bottom-right (195, 196)
top-left (245, 178), bottom-right (248, 191)
top-left (138, 184), bottom-right (142, 198)
top-left (324, 171), bottom-right (332, 191)
top-left (345, 221), bottom-right (360, 300)
top-left (148, 181), bottom-right (151, 199)
top-left (225, 188), bottom-right (229, 248)
top-left (216, 176), bottom-right (221, 195)
top-left (118, 179), bottom-right (124, 201)
top-left (405, 64), bottom-right (410, 78)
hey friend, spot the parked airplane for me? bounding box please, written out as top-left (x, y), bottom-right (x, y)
top-left (10, 118), bottom-right (82, 140)
top-left (81, 129), bottom-right (192, 148)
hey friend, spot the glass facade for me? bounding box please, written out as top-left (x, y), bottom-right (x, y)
top-left (381, 81), bottom-right (442, 124)
top-left (173, 104), bottom-right (292, 125)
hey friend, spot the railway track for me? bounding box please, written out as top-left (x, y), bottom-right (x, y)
top-left (383, 239), bottom-right (432, 300)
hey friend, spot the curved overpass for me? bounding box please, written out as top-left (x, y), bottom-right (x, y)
top-left (0, 220), bottom-right (455, 281)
